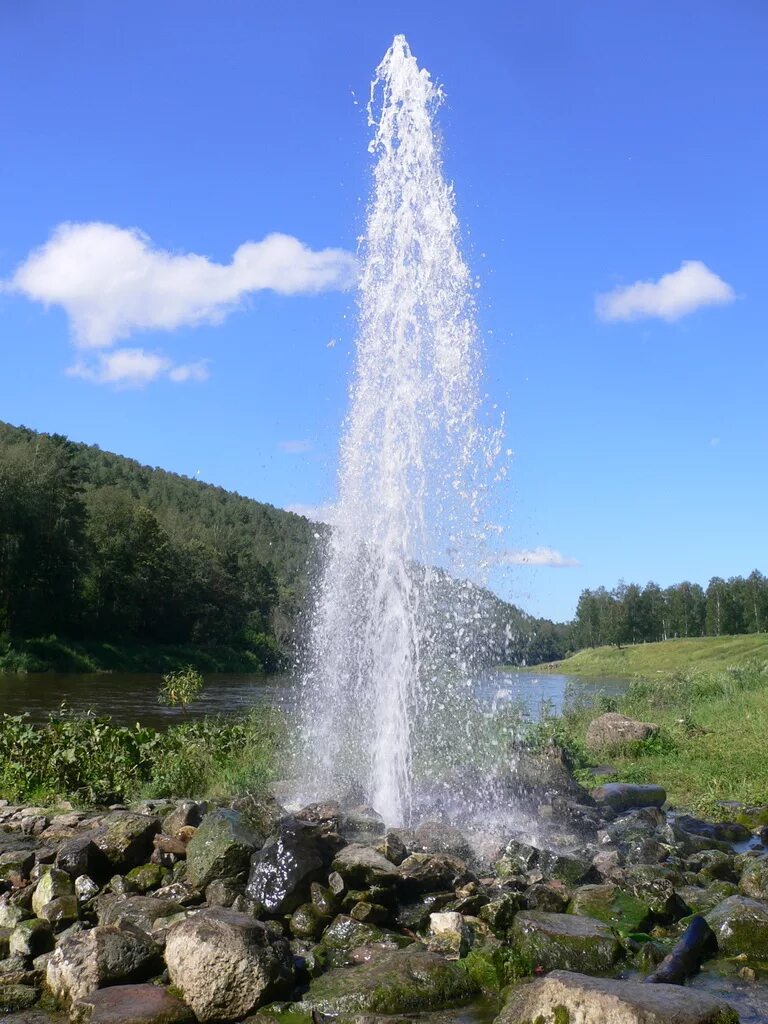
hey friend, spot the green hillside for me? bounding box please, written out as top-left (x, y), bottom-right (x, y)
top-left (539, 634), bottom-right (768, 676)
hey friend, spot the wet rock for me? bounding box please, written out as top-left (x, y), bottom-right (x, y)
top-left (95, 815), bottom-right (161, 873)
top-left (185, 808), bottom-right (262, 890)
top-left (676, 815), bottom-right (752, 845)
top-left (46, 921), bottom-right (162, 1004)
top-left (586, 712), bottom-right (658, 753)
top-left (165, 907), bottom-right (294, 1022)
top-left (624, 865), bottom-right (691, 923)
top-left (124, 863), bottom-right (166, 894)
top-left (511, 910), bottom-right (622, 974)
top-left (162, 801), bottom-right (206, 838)
top-left (412, 822), bottom-right (473, 861)
top-left (706, 894), bottom-right (768, 957)
top-left (569, 882), bottom-right (652, 934)
top-left (497, 839), bottom-right (594, 885)
top-left (397, 852), bottom-right (474, 893)
top-left (301, 948), bottom-right (477, 1014)
top-left (592, 783), bottom-right (666, 813)
top-left (309, 882), bottom-right (337, 917)
top-left (246, 819), bottom-right (333, 914)
top-left (497, 969), bottom-right (739, 1024)
top-left (477, 891), bottom-right (523, 934)
top-left (375, 831), bottom-right (409, 866)
top-left (319, 914), bottom-right (411, 967)
top-left (523, 879), bottom-right (571, 913)
top-left (75, 875), bottom-right (101, 904)
top-left (395, 892), bottom-right (455, 932)
top-left (678, 882), bottom-right (740, 916)
top-left (331, 844), bottom-right (399, 888)
top-left (686, 849), bottom-right (737, 883)
top-left (339, 806), bottom-right (386, 840)
top-left (70, 983), bottom-right (195, 1024)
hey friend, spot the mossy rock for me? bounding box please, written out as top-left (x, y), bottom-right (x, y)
top-left (186, 808), bottom-right (262, 889)
top-left (461, 943), bottom-right (532, 993)
top-left (317, 914), bottom-right (412, 967)
top-left (125, 862), bottom-right (168, 893)
top-left (706, 895), bottom-right (768, 957)
top-left (740, 857), bottom-right (768, 901)
top-left (0, 984), bottom-right (39, 1012)
top-left (568, 884), bottom-right (652, 935)
top-left (678, 883), bottom-right (739, 916)
top-left (511, 911), bottom-right (622, 975)
top-left (301, 948), bottom-right (478, 1014)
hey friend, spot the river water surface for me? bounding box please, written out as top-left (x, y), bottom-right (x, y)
top-left (0, 669), bottom-right (628, 729)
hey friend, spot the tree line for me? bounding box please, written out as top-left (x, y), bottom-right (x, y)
top-left (571, 573), bottom-right (768, 649)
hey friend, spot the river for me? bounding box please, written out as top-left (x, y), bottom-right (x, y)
top-left (0, 668), bottom-right (628, 729)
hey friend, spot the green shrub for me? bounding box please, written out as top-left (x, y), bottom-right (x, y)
top-left (159, 666), bottom-right (204, 707)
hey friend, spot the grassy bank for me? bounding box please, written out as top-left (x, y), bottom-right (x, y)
top-left (534, 634), bottom-right (768, 676)
top-left (0, 634), bottom-right (279, 674)
top-left (0, 707), bottom-right (287, 806)
top-left (544, 659), bottom-right (768, 817)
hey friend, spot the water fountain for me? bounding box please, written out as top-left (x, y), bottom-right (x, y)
top-left (298, 35), bottom-right (502, 828)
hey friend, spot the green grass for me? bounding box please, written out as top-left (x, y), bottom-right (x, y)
top-left (545, 660), bottom-right (768, 817)
top-left (536, 634), bottom-right (768, 677)
top-left (0, 634), bottom-right (279, 674)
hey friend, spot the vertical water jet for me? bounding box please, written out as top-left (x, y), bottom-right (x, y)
top-left (298, 35), bottom-right (498, 826)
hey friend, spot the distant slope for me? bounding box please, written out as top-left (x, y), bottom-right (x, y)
top-left (540, 634), bottom-right (768, 676)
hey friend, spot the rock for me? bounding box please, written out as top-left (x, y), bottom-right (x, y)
top-left (165, 907), bottom-right (294, 1022)
top-left (0, 850), bottom-right (35, 882)
top-left (497, 839), bottom-right (594, 885)
top-left (246, 819), bottom-right (332, 914)
top-left (706, 894), bottom-right (768, 957)
top-left (523, 880), bottom-right (571, 913)
top-left (510, 910), bottom-right (622, 974)
top-left (100, 895), bottom-right (184, 932)
top-left (676, 815), bottom-right (752, 844)
top-left (395, 892), bottom-right (455, 932)
top-left (319, 914), bottom-right (411, 967)
top-left (46, 922), bottom-right (162, 1004)
top-left (57, 837), bottom-right (111, 882)
top-left (0, 898), bottom-right (26, 929)
top-left (289, 901), bottom-right (328, 939)
top-left (569, 883), bottom-right (652, 934)
top-left (678, 882), bottom-right (740, 916)
top-left (413, 822), bottom-right (473, 861)
top-left (125, 863), bottom-right (166, 894)
top-left (31, 867), bottom-right (75, 917)
top-left (9, 919), bottom-right (54, 958)
top-left (397, 852), bottom-right (474, 893)
top-left (375, 831), bottom-right (409, 865)
top-left (477, 892), bottom-right (524, 934)
top-left (740, 857), bottom-right (768, 900)
top-left (0, 985), bottom-right (39, 1013)
top-left (301, 948), bottom-right (477, 1014)
top-left (586, 713), bottom-right (658, 753)
top-left (162, 801), bottom-right (206, 838)
top-left (95, 815), bottom-right (160, 873)
top-left (339, 806), bottom-right (386, 840)
top-left (331, 844), bottom-right (399, 887)
top-left (185, 809), bottom-right (262, 890)
top-left (592, 783), bottom-right (667, 813)
top-left (496, 969), bottom-right (739, 1024)
top-left (37, 894), bottom-right (79, 927)
top-left (70, 984), bottom-right (194, 1024)
top-left (429, 911), bottom-right (471, 956)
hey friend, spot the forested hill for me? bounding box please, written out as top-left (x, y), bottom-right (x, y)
top-left (0, 420), bottom-right (566, 670)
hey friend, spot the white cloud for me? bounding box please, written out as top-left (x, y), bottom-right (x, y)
top-left (278, 439), bottom-right (313, 455)
top-left (67, 348), bottom-right (209, 388)
top-left (596, 260), bottom-right (735, 323)
top-left (6, 221), bottom-right (356, 346)
top-left (500, 547), bottom-right (580, 568)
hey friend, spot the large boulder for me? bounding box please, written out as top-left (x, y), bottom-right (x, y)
top-left (56, 837), bottom-right (111, 882)
top-left (164, 908), bottom-right (293, 1021)
top-left (46, 922), bottom-right (162, 1005)
top-left (497, 839), bottom-right (593, 885)
top-left (185, 808), bottom-right (262, 890)
top-left (301, 948), bottom-right (477, 1014)
top-left (510, 910), bottom-right (622, 974)
top-left (706, 894), bottom-right (768, 957)
top-left (246, 819), bottom-right (333, 914)
top-left (70, 984), bottom-right (195, 1024)
top-left (331, 844), bottom-right (399, 887)
top-left (592, 783), bottom-right (666, 813)
top-left (496, 970), bottom-right (739, 1024)
top-left (94, 815), bottom-right (160, 873)
top-left (586, 713), bottom-right (657, 753)
top-left (739, 857), bottom-right (768, 900)
top-left (397, 853), bottom-right (474, 894)
top-left (569, 883), bottom-right (652, 934)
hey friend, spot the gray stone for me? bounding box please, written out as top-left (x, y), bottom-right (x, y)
top-left (706, 894), bottom-right (768, 957)
top-left (185, 808), bottom-right (262, 889)
top-left (496, 969), bottom-right (739, 1024)
top-left (592, 783), bottom-right (667, 813)
top-left (70, 984), bottom-right (195, 1024)
top-left (32, 867), bottom-right (74, 917)
top-left (99, 895), bottom-right (184, 932)
top-left (164, 907), bottom-right (294, 1022)
top-left (397, 852), bottom-right (474, 893)
top-left (586, 713), bottom-right (658, 753)
top-left (9, 918), bottom-right (53, 958)
top-left (246, 819), bottom-right (331, 914)
top-left (46, 922), bottom-right (162, 1004)
top-left (331, 844), bottom-right (399, 887)
top-left (95, 814), bottom-right (160, 873)
top-left (511, 910), bottom-right (622, 974)
top-left (739, 856), bottom-right (768, 900)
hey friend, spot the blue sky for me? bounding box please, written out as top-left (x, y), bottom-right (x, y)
top-left (1, 1), bottom-right (765, 621)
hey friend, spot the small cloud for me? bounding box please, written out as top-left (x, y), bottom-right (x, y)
top-left (278, 439), bottom-right (313, 455)
top-left (66, 348), bottom-right (209, 388)
top-left (500, 546), bottom-right (581, 568)
top-left (596, 260), bottom-right (735, 323)
top-left (5, 221), bottom-right (357, 348)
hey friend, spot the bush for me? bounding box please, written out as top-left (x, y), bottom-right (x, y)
top-left (158, 666), bottom-right (205, 707)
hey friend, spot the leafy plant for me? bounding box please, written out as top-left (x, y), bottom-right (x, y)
top-left (158, 666), bottom-right (204, 707)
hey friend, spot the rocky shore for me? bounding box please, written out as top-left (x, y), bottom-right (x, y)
top-left (1, 721), bottom-right (768, 1023)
